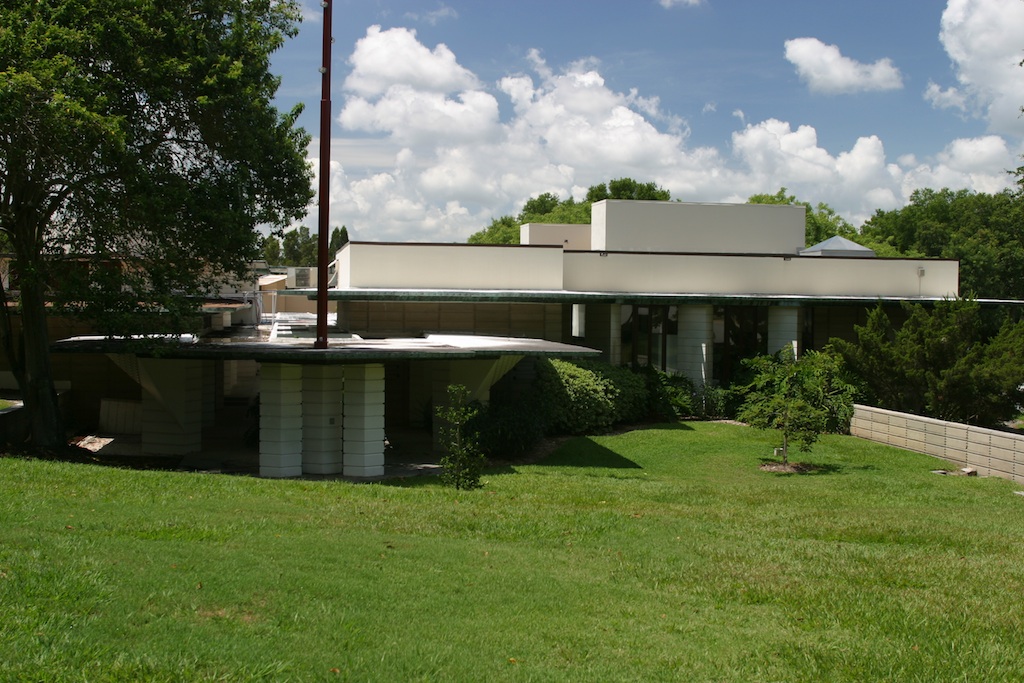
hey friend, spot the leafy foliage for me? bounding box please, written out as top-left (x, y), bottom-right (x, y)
top-left (829, 299), bottom-right (1024, 427)
top-left (747, 188), bottom-right (857, 247)
top-left (467, 215), bottom-right (521, 245)
top-left (471, 398), bottom-right (546, 461)
top-left (534, 359), bottom-right (617, 435)
top-left (737, 349), bottom-right (856, 464)
top-left (435, 385), bottom-right (486, 490)
top-left (858, 188), bottom-right (1024, 299)
top-left (585, 178), bottom-right (672, 202)
top-left (261, 226), bottom-right (348, 266)
top-left (0, 0), bottom-right (313, 445)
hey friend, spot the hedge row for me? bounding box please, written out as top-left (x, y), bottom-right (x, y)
top-left (473, 359), bottom-right (712, 459)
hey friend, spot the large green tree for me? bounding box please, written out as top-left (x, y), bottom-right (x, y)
top-left (747, 188), bottom-right (857, 247)
top-left (858, 188), bottom-right (1024, 299)
top-left (0, 0), bottom-right (313, 448)
top-left (262, 226), bottom-right (348, 266)
top-left (829, 299), bottom-right (1024, 427)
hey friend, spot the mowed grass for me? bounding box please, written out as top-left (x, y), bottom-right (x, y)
top-left (2, 422), bottom-right (1023, 682)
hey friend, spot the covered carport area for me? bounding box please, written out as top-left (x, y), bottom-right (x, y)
top-left (52, 321), bottom-right (598, 479)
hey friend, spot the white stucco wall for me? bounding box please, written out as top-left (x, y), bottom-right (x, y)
top-left (562, 252), bottom-right (958, 298)
top-left (591, 200), bottom-right (806, 255)
top-left (337, 242), bottom-right (565, 290)
top-left (520, 223), bottom-right (592, 251)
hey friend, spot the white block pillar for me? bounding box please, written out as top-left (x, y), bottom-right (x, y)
top-left (768, 306), bottom-right (801, 357)
top-left (302, 365), bottom-right (344, 475)
top-left (259, 363), bottom-right (303, 478)
top-left (140, 358), bottom-right (204, 456)
top-left (676, 304), bottom-right (714, 387)
top-left (343, 364), bottom-right (386, 478)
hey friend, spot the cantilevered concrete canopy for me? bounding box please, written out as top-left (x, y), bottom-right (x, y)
top-left (52, 331), bottom-right (598, 363)
top-left (52, 314), bottom-right (598, 479)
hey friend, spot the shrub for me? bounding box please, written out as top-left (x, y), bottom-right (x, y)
top-left (647, 369), bottom-right (696, 419)
top-left (534, 359), bottom-right (616, 435)
top-left (736, 348), bottom-right (856, 463)
top-left (580, 360), bottom-right (648, 424)
top-left (693, 383), bottom-right (732, 420)
top-left (471, 398), bottom-right (546, 461)
top-left (435, 385), bottom-right (486, 490)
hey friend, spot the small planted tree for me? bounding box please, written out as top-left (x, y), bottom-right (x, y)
top-left (435, 385), bottom-right (486, 490)
top-left (737, 348), bottom-right (854, 466)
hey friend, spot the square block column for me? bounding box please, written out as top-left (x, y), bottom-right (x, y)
top-left (260, 363), bottom-right (303, 478)
top-left (768, 306), bottom-right (802, 358)
top-left (343, 364), bottom-right (385, 478)
top-left (582, 303), bottom-right (623, 365)
top-left (302, 365), bottom-right (344, 475)
top-left (140, 358), bottom-right (204, 456)
top-left (675, 304), bottom-right (714, 387)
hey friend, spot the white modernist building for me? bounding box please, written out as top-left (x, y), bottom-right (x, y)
top-left (50, 199), bottom-right (958, 479)
top-left (328, 199), bottom-right (957, 385)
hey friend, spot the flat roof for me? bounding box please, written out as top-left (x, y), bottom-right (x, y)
top-left (52, 325), bottom-right (600, 364)
top-left (281, 287), bottom-right (1014, 307)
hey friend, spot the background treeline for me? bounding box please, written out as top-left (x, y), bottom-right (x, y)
top-left (260, 226), bottom-right (348, 267)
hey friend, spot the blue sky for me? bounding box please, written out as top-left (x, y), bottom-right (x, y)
top-left (270, 0), bottom-right (1024, 241)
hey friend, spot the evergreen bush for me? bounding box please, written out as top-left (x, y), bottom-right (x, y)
top-left (435, 385), bottom-right (486, 490)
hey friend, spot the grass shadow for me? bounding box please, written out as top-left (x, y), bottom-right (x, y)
top-left (757, 458), bottom-right (844, 476)
top-left (534, 436), bottom-right (642, 469)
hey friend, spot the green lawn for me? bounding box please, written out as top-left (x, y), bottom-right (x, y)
top-left (2, 422), bottom-right (1023, 682)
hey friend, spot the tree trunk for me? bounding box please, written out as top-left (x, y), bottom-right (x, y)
top-left (18, 277), bottom-right (64, 449)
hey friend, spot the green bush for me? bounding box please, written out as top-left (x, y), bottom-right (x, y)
top-left (693, 383), bottom-right (733, 420)
top-left (581, 360), bottom-right (649, 424)
top-left (643, 369), bottom-right (696, 419)
top-left (531, 359), bottom-right (685, 435)
top-left (535, 359), bottom-right (616, 435)
top-left (435, 385), bottom-right (486, 490)
top-left (471, 398), bottom-right (546, 461)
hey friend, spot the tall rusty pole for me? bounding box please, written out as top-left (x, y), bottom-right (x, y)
top-left (314, 0), bottom-right (332, 349)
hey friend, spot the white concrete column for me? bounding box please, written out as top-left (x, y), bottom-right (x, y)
top-left (259, 362), bottom-right (303, 478)
top-left (139, 358), bottom-right (204, 456)
top-left (675, 305), bottom-right (714, 387)
top-left (302, 365), bottom-right (344, 475)
top-left (768, 306), bottom-right (801, 357)
top-left (343, 363), bottom-right (386, 478)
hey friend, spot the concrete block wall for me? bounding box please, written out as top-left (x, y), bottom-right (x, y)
top-left (851, 404), bottom-right (1024, 485)
top-left (98, 398), bottom-right (142, 434)
top-left (343, 364), bottom-right (386, 478)
top-left (336, 301), bottom-right (563, 341)
top-left (302, 365), bottom-right (344, 475)
top-left (259, 362), bottom-right (304, 478)
top-left (140, 359), bottom-right (204, 456)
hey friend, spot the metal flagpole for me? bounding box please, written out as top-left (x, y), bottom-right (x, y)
top-left (314, 0), bottom-right (332, 349)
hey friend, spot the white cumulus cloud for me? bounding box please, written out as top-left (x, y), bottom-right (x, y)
top-left (307, 22), bottom-right (1018, 243)
top-left (343, 25), bottom-right (480, 97)
top-left (784, 37), bottom-right (903, 94)
top-left (927, 0), bottom-right (1024, 137)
